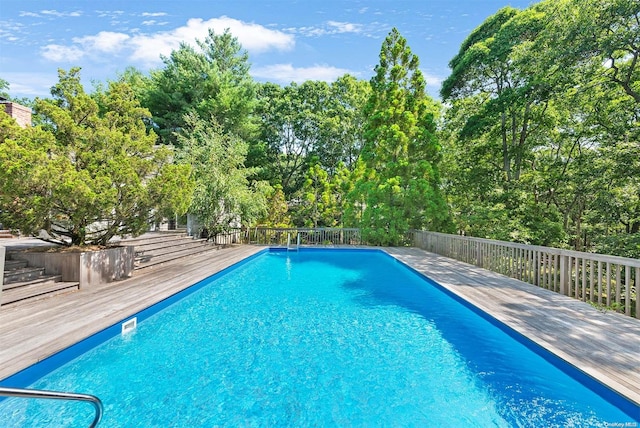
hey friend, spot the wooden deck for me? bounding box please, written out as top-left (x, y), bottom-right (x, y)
top-left (0, 245), bottom-right (639, 408)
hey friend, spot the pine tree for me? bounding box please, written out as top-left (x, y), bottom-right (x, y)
top-left (353, 28), bottom-right (449, 245)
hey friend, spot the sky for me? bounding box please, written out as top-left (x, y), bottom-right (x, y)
top-left (0, 0), bottom-right (538, 101)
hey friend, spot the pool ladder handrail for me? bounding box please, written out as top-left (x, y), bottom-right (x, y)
top-left (286, 233), bottom-right (300, 251)
top-left (0, 386), bottom-right (104, 427)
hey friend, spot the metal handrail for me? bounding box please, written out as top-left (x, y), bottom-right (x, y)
top-left (0, 386), bottom-right (103, 427)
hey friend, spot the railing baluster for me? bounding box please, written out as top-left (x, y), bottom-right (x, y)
top-left (616, 264), bottom-right (621, 310)
top-left (606, 262), bottom-right (611, 307)
top-left (625, 265), bottom-right (631, 316)
top-left (408, 231), bottom-right (639, 319)
top-left (581, 258), bottom-right (587, 301)
top-left (589, 259), bottom-right (594, 304)
top-left (598, 261), bottom-right (603, 306)
top-left (636, 267), bottom-right (639, 318)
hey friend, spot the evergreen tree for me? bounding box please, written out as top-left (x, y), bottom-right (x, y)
top-left (144, 29), bottom-right (257, 146)
top-left (351, 28), bottom-right (450, 245)
top-left (0, 68), bottom-right (193, 246)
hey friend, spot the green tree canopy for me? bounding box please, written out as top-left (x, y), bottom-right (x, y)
top-left (0, 68), bottom-right (193, 246)
top-left (176, 113), bottom-right (267, 236)
top-left (144, 29), bottom-right (257, 146)
top-left (351, 28), bottom-right (450, 245)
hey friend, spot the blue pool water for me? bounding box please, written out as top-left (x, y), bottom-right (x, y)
top-left (0, 249), bottom-right (638, 427)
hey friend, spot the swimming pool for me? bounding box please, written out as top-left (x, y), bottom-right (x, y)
top-left (0, 248), bottom-right (638, 426)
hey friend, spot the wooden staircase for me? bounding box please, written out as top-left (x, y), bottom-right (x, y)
top-left (0, 230), bottom-right (14, 239)
top-left (119, 230), bottom-right (229, 271)
top-left (0, 230), bottom-right (229, 306)
top-left (1, 257), bottom-right (80, 306)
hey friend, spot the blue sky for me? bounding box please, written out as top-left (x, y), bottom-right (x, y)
top-left (0, 0), bottom-right (537, 100)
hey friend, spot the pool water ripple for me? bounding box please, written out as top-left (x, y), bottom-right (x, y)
top-left (0, 249), bottom-right (635, 427)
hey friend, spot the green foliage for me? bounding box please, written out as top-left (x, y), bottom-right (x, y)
top-left (535, 0), bottom-right (640, 103)
top-left (592, 234), bottom-right (640, 259)
top-left (295, 162), bottom-right (352, 228)
top-left (0, 78), bottom-right (9, 99)
top-left (3, 5), bottom-right (636, 254)
top-left (351, 28), bottom-right (450, 246)
top-left (258, 184), bottom-right (291, 228)
top-left (0, 68), bottom-right (193, 246)
top-left (254, 81), bottom-right (327, 196)
top-left (252, 75), bottom-right (370, 202)
top-left (144, 29), bottom-right (257, 146)
top-left (438, 0), bottom-right (640, 256)
top-left (176, 113), bottom-right (266, 235)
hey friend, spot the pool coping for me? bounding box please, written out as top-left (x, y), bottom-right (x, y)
top-left (1, 245), bottom-right (639, 415)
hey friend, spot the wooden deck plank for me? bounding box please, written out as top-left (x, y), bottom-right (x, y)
top-left (1, 244), bottom-right (639, 409)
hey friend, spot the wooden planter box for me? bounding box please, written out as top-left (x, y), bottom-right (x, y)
top-left (12, 246), bottom-right (134, 290)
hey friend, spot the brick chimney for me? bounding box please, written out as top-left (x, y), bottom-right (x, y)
top-left (1, 97), bottom-right (32, 128)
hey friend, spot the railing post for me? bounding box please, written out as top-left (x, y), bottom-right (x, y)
top-left (0, 244), bottom-right (5, 307)
top-left (559, 254), bottom-right (569, 296)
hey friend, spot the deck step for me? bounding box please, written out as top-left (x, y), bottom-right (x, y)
top-left (0, 230), bottom-right (14, 239)
top-left (117, 231), bottom-right (228, 271)
top-left (118, 231), bottom-right (188, 246)
top-left (4, 259), bottom-right (28, 270)
top-left (3, 266), bottom-right (46, 284)
top-left (134, 243), bottom-right (225, 270)
top-left (133, 239), bottom-right (210, 258)
top-left (3, 274), bottom-right (64, 290)
top-left (2, 253), bottom-right (77, 306)
top-left (1, 280), bottom-right (79, 306)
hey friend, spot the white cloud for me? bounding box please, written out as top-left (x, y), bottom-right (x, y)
top-left (73, 31), bottom-right (130, 53)
top-left (142, 20), bottom-right (157, 26)
top-left (251, 63), bottom-right (353, 84)
top-left (40, 10), bottom-right (83, 18)
top-left (141, 12), bottom-right (168, 17)
top-left (292, 21), bottom-right (364, 37)
top-left (129, 16), bottom-right (294, 65)
top-left (3, 72), bottom-right (57, 97)
top-left (96, 10), bottom-right (125, 18)
top-left (326, 21), bottom-right (363, 34)
top-left (421, 71), bottom-right (444, 89)
top-left (37, 16), bottom-right (294, 67)
top-left (0, 21), bottom-right (26, 42)
top-left (19, 11), bottom-right (41, 18)
top-left (41, 44), bottom-right (85, 62)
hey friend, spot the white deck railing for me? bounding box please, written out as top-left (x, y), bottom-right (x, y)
top-left (241, 227), bottom-right (362, 246)
top-left (0, 245), bottom-right (4, 307)
top-left (412, 231), bottom-right (640, 319)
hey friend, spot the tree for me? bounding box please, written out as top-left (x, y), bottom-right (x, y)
top-left (176, 113), bottom-right (267, 236)
top-left (535, 0), bottom-right (640, 103)
top-left (439, 4), bottom-right (570, 244)
top-left (254, 81), bottom-right (330, 197)
top-left (250, 76), bottom-right (371, 229)
top-left (0, 78), bottom-right (9, 99)
top-left (351, 28), bottom-right (449, 245)
top-left (534, 0), bottom-right (640, 248)
top-left (144, 29), bottom-right (257, 146)
top-left (439, 0), bottom-right (639, 253)
top-left (319, 75), bottom-right (371, 172)
top-left (258, 184), bottom-right (291, 227)
top-left (297, 162), bottom-right (336, 227)
top-left (0, 68), bottom-right (193, 246)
